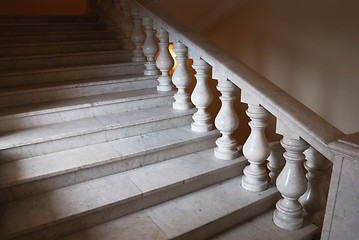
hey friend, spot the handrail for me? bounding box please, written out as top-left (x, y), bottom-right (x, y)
top-left (132, 0), bottom-right (345, 161)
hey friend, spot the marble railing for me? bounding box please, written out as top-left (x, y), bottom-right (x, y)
top-left (100, 0), bottom-right (359, 237)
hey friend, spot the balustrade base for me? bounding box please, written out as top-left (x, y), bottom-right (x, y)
top-left (241, 174), bottom-right (267, 192)
top-left (214, 147), bottom-right (238, 161)
top-left (273, 202), bottom-right (304, 231)
top-left (157, 84), bottom-right (174, 92)
top-left (191, 122), bottom-right (212, 133)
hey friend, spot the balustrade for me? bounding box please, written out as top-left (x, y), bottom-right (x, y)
top-left (142, 17), bottom-right (159, 75)
top-left (299, 147), bottom-right (331, 225)
top-left (241, 92), bottom-right (270, 192)
top-left (273, 121), bottom-right (309, 230)
top-left (119, 0), bottom-right (133, 50)
top-left (130, 7), bottom-right (145, 62)
top-left (172, 40), bottom-right (192, 110)
top-left (190, 57), bottom-right (213, 132)
top-left (267, 142), bottom-right (285, 185)
top-left (155, 28), bottom-right (174, 91)
top-left (213, 72), bottom-right (239, 160)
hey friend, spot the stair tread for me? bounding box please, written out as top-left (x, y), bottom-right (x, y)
top-left (0, 49), bottom-right (131, 61)
top-left (0, 149), bottom-right (246, 239)
top-left (57, 177), bottom-right (277, 240)
top-left (0, 126), bottom-right (219, 189)
top-left (209, 210), bottom-right (318, 240)
top-left (0, 30), bottom-right (113, 36)
top-left (0, 39), bottom-right (119, 48)
top-left (0, 74), bottom-right (155, 96)
top-left (0, 61), bottom-right (143, 76)
top-left (0, 88), bottom-right (169, 118)
top-left (0, 105), bottom-right (193, 150)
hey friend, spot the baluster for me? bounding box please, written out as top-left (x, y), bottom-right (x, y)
top-left (130, 7), bottom-right (145, 62)
top-left (267, 142), bottom-right (285, 185)
top-left (155, 28), bottom-right (174, 91)
top-left (299, 146), bottom-right (331, 225)
top-left (119, 0), bottom-right (133, 50)
top-left (273, 121), bottom-right (309, 230)
top-left (172, 40), bottom-right (192, 110)
top-left (142, 17), bottom-right (159, 76)
top-left (213, 72), bottom-right (239, 160)
top-left (241, 93), bottom-right (270, 192)
top-left (190, 57), bottom-right (213, 132)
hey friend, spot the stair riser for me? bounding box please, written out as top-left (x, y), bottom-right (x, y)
top-left (0, 95), bottom-right (174, 132)
top-left (0, 64), bottom-right (145, 88)
top-left (174, 193), bottom-right (281, 240)
top-left (0, 51), bottom-right (133, 71)
top-left (0, 136), bottom-right (219, 204)
top-left (0, 41), bottom-right (122, 57)
top-left (0, 16), bottom-right (98, 24)
top-left (0, 24), bottom-right (107, 33)
top-left (0, 115), bottom-right (192, 161)
top-left (0, 32), bottom-right (115, 44)
top-left (8, 160), bottom-right (244, 240)
top-left (0, 79), bottom-right (158, 108)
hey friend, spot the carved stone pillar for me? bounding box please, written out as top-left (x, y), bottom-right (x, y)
top-left (155, 28), bottom-right (174, 91)
top-left (267, 141), bottom-right (286, 185)
top-left (299, 146), bottom-right (331, 225)
top-left (119, 0), bottom-right (133, 50)
top-left (130, 7), bottom-right (145, 62)
top-left (213, 73), bottom-right (239, 160)
top-left (142, 17), bottom-right (159, 76)
top-left (241, 92), bottom-right (270, 192)
top-left (190, 58), bottom-right (213, 132)
top-left (172, 40), bottom-right (192, 110)
top-left (273, 121), bottom-right (309, 230)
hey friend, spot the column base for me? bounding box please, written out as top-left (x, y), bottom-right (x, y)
top-left (214, 147), bottom-right (238, 160)
top-left (273, 201), bottom-right (304, 231)
top-left (241, 173), bottom-right (267, 192)
top-left (191, 122), bottom-right (213, 132)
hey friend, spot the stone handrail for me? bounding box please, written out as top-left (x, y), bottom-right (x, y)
top-left (131, 0), bottom-right (345, 161)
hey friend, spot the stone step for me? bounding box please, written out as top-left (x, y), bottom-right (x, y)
top-left (0, 88), bottom-right (173, 131)
top-left (0, 30), bottom-right (116, 44)
top-left (0, 149), bottom-right (247, 240)
top-left (0, 22), bottom-right (108, 33)
top-left (0, 16), bottom-right (99, 24)
top-left (0, 74), bottom-right (158, 108)
top-left (56, 176), bottom-right (278, 240)
top-left (209, 210), bottom-right (318, 240)
top-left (0, 40), bottom-right (122, 57)
top-left (0, 62), bottom-right (145, 88)
top-left (0, 49), bottom-right (133, 71)
top-left (0, 126), bottom-right (220, 203)
top-left (0, 105), bottom-right (195, 161)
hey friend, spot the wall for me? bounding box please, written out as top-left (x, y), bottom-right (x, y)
top-left (0, 0), bottom-right (88, 16)
top-left (155, 0), bottom-right (359, 135)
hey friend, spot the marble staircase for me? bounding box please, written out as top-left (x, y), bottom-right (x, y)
top-left (0, 14), bottom-right (318, 240)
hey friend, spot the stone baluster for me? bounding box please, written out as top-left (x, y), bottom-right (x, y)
top-left (142, 17), bottom-right (159, 76)
top-left (172, 40), bottom-right (192, 110)
top-left (241, 92), bottom-right (270, 192)
top-left (273, 121), bottom-right (309, 230)
top-left (267, 142), bottom-right (286, 185)
top-left (155, 27), bottom-right (174, 91)
top-left (130, 7), bottom-right (145, 62)
top-left (119, 0), bottom-right (133, 50)
top-left (190, 56), bottom-right (213, 132)
top-left (299, 146), bottom-right (331, 225)
top-left (213, 72), bottom-right (239, 160)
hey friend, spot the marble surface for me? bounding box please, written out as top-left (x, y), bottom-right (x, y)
top-left (0, 126), bottom-right (219, 200)
top-left (146, 176), bottom-right (278, 239)
top-left (0, 105), bottom-right (194, 161)
top-left (0, 148), bottom-right (245, 239)
top-left (209, 210), bottom-right (317, 240)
